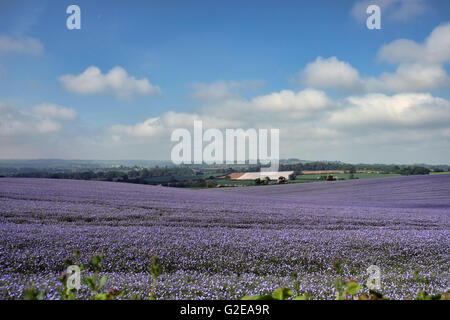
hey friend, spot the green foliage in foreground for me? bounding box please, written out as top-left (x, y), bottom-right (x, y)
top-left (242, 261), bottom-right (449, 301)
top-left (23, 249), bottom-right (161, 300)
top-left (23, 251), bottom-right (449, 300)
top-left (241, 283), bottom-right (449, 301)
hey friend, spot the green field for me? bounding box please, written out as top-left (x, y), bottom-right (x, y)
top-left (290, 173), bottom-right (400, 183)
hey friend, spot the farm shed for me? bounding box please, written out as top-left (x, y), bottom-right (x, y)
top-left (230, 171), bottom-right (294, 180)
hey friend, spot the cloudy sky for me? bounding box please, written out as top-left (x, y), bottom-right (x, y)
top-left (0, 0), bottom-right (450, 164)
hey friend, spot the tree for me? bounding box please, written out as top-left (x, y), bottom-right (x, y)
top-left (288, 173), bottom-right (296, 180)
top-left (206, 180), bottom-right (217, 188)
top-left (278, 176), bottom-right (287, 184)
top-left (254, 178), bottom-right (262, 185)
top-left (399, 166), bottom-right (430, 176)
top-left (194, 178), bottom-right (207, 188)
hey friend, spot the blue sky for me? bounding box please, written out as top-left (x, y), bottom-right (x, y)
top-left (1, 0), bottom-right (450, 163)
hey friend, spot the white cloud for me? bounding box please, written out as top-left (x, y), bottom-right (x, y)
top-left (378, 22), bottom-right (450, 64)
top-left (301, 57), bottom-right (362, 91)
top-left (365, 63), bottom-right (449, 92)
top-left (109, 111), bottom-right (242, 140)
top-left (351, 0), bottom-right (427, 23)
top-left (32, 103), bottom-right (77, 121)
top-left (106, 88), bottom-right (355, 145)
top-left (299, 23), bottom-right (450, 93)
top-left (251, 89), bottom-right (331, 111)
top-left (0, 101), bottom-right (77, 136)
top-left (0, 35), bottom-right (44, 55)
top-left (370, 23), bottom-right (450, 91)
top-left (378, 39), bottom-right (425, 63)
top-left (59, 66), bottom-right (162, 98)
top-left (327, 93), bottom-right (450, 128)
top-left (110, 117), bottom-right (163, 139)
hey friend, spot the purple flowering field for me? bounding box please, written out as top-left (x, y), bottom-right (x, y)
top-left (0, 175), bottom-right (449, 299)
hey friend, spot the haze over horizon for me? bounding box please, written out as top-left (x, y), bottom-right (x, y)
top-left (1, 0), bottom-right (450, 164)
top-left (0, 157), bottom-right (448, 167)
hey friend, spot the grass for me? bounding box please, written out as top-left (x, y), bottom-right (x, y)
top-left (293, 173), bottom-right (400, 182)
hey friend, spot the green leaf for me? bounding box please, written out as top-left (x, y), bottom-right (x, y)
top-left (149, 255), bottom-right (163, 278)
top-left (83, 276), bottom-right (95, 290)
top-left (253, 294), bottom-right (275, 300)
top-left (98, 276), bottom-right (108, 290)
top-left (73, 248), bottom-right (80, 260)
top-left (271, 287), bottom-right (293, 300)
top-left (89, 254), bottom-right (103, 271)
top-left (23, 286), bottom-right (46, 300)
top-left (346, 281), bottom-right (361, 295)
top-left (94, 293), bottom-right (107, 300)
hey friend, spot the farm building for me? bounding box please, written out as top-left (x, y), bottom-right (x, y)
top-left (229, 171), bottom-right (294, 181)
